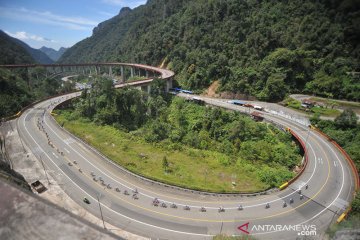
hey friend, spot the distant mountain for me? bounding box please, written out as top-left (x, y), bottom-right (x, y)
top-left (0, 30), bottom-right (35, 64)
top-left (10, 39), bottom-right (54, 64)
top-left (40, 46), bottom-right (68, 62)
top-left (60, 0), bottom-right (360, 101)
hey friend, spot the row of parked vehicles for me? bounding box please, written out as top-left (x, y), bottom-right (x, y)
top-left (227, 100), bottom-right (264, 111)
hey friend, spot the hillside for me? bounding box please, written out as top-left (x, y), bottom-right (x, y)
top-left (0, 30), bottom-right (54, 64)
top-left (11, 38), bottom-right (54, 64)
top-left (0, 30), bottom-right (35, 64)
top-left (40, 46), bottom-right (68, 62)
top-left (60, 0), bottom-right (360, 101)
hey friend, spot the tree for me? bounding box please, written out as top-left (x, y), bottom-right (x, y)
top-left (351, 192), bottom-right (360, 214)
top-left (162, 156), bottom-right (169, 172)
top-left (259, 73), bottom-right (289, 101)
top-left (335, 109), bottom-right (358, 129)
top-left (149, 78), bottom-right (166, 97)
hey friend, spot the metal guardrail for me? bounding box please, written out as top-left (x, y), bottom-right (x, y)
top-left (310, 126), bottom-right (359, 223)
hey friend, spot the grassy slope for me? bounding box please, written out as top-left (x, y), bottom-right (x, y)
top-left (55, 113), bottom-right (268, 192)
top-left (283, 97), bottom-right (341, 117)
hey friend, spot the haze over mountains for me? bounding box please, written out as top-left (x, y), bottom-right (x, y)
top-left (39, 47), bottom-right (68, 62)
top-left (60, 0), bottom-right (360, 101)
top-left (0, 30), bottom-right (67, 64)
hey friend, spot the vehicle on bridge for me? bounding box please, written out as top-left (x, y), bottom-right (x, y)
top-left (83, 197), bottom-right (90, 204)
top-left (228, 100), bottom-right (246, 106)
top-left (254, 105), bottom-right (264, 111)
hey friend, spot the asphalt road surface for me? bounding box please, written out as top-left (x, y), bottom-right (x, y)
top-left (16, 71), bottom-right (357, 240)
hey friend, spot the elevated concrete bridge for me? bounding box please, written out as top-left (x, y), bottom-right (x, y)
top-left (0, 63), bottom-right (175, 92)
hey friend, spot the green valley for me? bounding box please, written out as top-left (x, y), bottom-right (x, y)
top-left (54, 77), bottom-right (301, 192)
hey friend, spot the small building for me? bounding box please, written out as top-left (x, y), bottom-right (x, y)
top-left (251, 111), bottom-right (264, 121)
top-left (301, 99), bottom-right (315, 108)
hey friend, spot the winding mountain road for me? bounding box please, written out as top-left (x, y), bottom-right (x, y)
top-left (16, 64), bottom-right (357, 239)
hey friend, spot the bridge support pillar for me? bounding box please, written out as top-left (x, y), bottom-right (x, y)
top-left (130, 67), bottom-right (134, 78)
top-left (166, 79), bottom-right (173, 92)
top-left (121, 66), bottom-right (125, 83)
top-left (146, 71), bottom-right (149, 78)
top-left (140, 85), bottom-right (151, 94)
top-left (109, 66), bottom-right (112, 77)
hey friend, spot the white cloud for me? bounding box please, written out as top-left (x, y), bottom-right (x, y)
top-left (0, 7), bottom-right (98, 31)
top-left (102, 0), bottom-right (124, 6)
top-left (102, 0), bottom-right (146, 8)
top-left (5, 31), bottom-right (56, 42)
top-left (98, 11), bottom-right (116, 17)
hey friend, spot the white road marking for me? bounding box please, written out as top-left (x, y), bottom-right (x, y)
top-left (20, 88), bottom-right (351, 238)
top-left (22, 95), bottom-right (213, 238)
top-left (64, 148), bottom-right (70, 153)
top-left (42, 97), bottom-right (324, 209)
top-left (44, 110), bottom-right (320, 209)
top-left (252, 131), bottom-right (346, 236)
top-left (52, 152), bottom-right (59, 159)
top-left (64, 137), bottom-right (75, 145)
top-left (333, 198), bottom-right (348, 210)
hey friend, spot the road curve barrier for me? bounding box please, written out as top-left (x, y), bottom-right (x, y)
top-left (311, 126), bottom-right (359, 190)
top-left (310, 125), bottom-right (359, 223)
top-left (278, 128), bottom-right (309, 190)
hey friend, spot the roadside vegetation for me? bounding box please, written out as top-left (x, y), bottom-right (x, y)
top-left (282, 97), bottom-right (341, 117)
top-left (310, 97), bottom-right (360, 109)
top-left (311, 109), bottom-right (360, 173)
top-left (55, 77), bottom-right (302, 192)
top-left (327, 191), bottom-right (360, 238)
top-left (0, 67), bottom-right (74, 118)
top-left (311, 109), bottom-right (360, 222)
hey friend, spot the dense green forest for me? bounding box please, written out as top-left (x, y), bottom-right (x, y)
top-left (0, 30), bottom-right (74, 118)
top-left (0, 67), bottom-right (74, 118)
top-left (60, 0), bottom-right (360, 101)
top-left (56, 77), bottom-right (301, 191)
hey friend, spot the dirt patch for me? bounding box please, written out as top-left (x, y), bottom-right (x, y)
top-left (203, 81), bottom-right (257, 100)
top-left (203, 80), bottom-right (220, 97)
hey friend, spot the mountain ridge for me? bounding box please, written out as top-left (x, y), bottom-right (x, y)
top-left (39, 46), bottom-right (68, 62)
top-left (0, 30), bottom-right (35, 64)
top-left (10, 37), bottom-right (54, 64)
top-left (59, 0), bottom-right (360, 101)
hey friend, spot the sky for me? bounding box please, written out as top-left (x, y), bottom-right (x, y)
top-left (0, 0), bottom-right (146, 50)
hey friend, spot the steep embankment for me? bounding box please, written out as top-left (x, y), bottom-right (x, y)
top-left (60, 0), bottom-right (360, 101)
